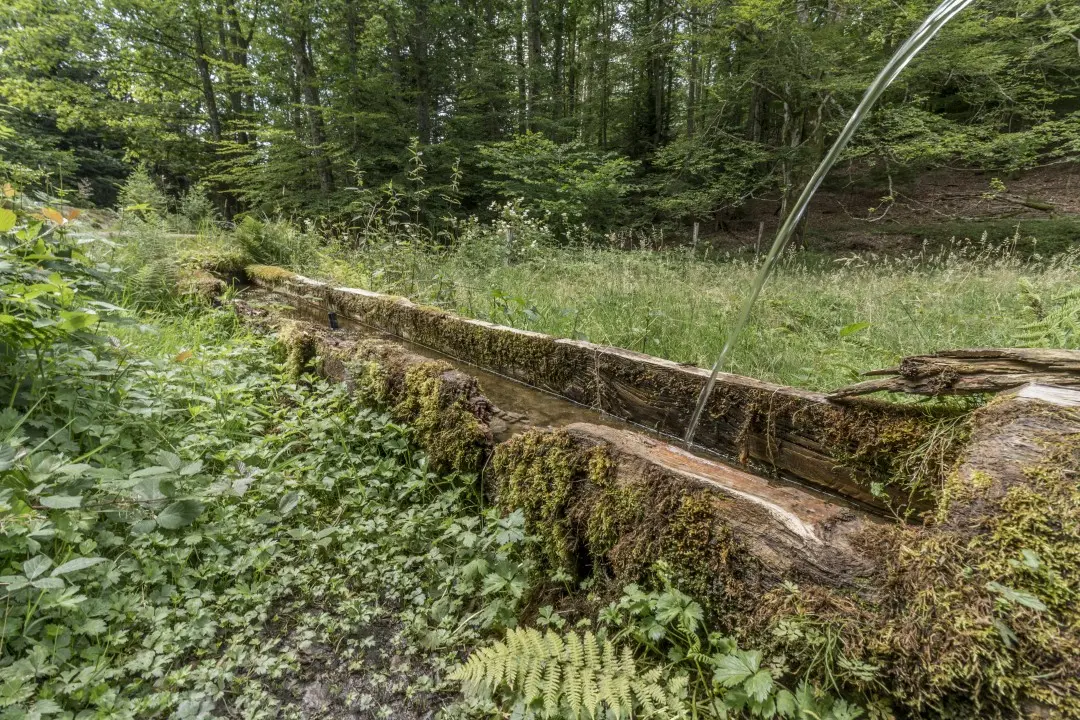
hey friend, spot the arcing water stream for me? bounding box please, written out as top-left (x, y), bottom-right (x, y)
top-left (684, 0), bottom-right (978, 445)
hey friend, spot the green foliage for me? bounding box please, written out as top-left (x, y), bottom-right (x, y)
top-left (0, 194), bottom-right (114, 367)
top-left (0, 199), bottom-right (537, 716)
top-left (451, 627), bottom-right (689, 718)
top-left (234, 216), bottom-right (317, 268)
top-left (478, 134), bottom-right (637, 238)
top-left (175, 181), bottom-right (218, 233)
top-left (1017, 279), bottom-right (1080, 347)
top-left (117, 163), bottom-right (168, 222)
top-left (456, 581), bottom-right (866, 719)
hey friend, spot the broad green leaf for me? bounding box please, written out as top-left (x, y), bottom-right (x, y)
top-left (713, 650), bottom-right (761, 688)
top-left (130, 466), bottom-right (172, 480)
top-left (57, 310), bottom-right (98, 331)
top-left (839, 321), bottom-right (871, 338)
top-left (52, 557), bottom-right (105, 576)
top-left (155, 450), bottom-right (183, 471)
top-left (157, 500), bottom-right (204, 530)
top-left (743, 669), bottom-right (774, 704)
top-left (132, 477), bottom-right (168, 502)
top-left (0, 208), bottom-right (15, 232)
top-left (31, 577), bottom-right (65, 590)
top-left (131, 518), bottom-right (158, 535)
top-left (22, 555), bottom-right (52, 580)
top-left (179, 459), bottom-right (204, 476)
top-left (39, 495), bottom-right (83, 509)
top-left (278, 491), bottom-right (299, 515)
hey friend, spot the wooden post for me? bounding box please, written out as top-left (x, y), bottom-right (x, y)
top-left (691, 221), bottom-right (699, 254)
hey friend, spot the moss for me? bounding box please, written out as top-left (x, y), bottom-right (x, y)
top-left (182, 246), bottom-right (249, 276)
top-left (328, 287), bottom-right (584, 395)
top-left (343, 339), bottom-right (491, 475)
top-left (177, 269), bottom-right (225, 300)
top-left (492, 430), bottom-right (581, 571)
top-left (394, 362), bottom-right (488, 474)
top-left (879, 430), bottom-right (1080, 717)
top-left (743, 411), bottom-right (1080, 718)
top-left (277, 320), bottom-right (316, 381)
top-left (246, 264), bottom-right (298, 286)
top-left (491, 429), bottom-right (748, 615)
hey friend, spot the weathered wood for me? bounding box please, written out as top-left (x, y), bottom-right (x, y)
top-left (557, 423), bottom-right (880, 592)
top-left (831, 348), bottom-right (1080, 398)
top-left (247, 267), bottom-right (948, 510)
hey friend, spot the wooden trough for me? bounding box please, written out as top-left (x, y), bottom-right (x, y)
top-left (243, 264), bottom-right (966, 512)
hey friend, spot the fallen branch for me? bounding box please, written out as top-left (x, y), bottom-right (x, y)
top-left (830, 348), bottom-right (1080, 398)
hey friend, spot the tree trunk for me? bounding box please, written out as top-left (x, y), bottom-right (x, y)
top-left (516, 0), bottom-right (527, 133)
top-left (410, 0), bottom-right (432, 144)
top-left (193, 19), bottom-right (222, 144)
top-left (527, 0), bottom-right (543, 128)
top-left (553, 0), bottom-right (565, 124)
top-left (292, 18), bottom-right (334, 193)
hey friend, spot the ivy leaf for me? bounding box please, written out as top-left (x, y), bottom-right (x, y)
top-left (743, 669), bottom-right (774, 704)
top-left (40, 495), bottom-right (83, 509)
top-left (52, 557), bottom-right (105, 576)
top-left (157, 500), bottom-right (205, 530)
top-left (713, 650), bottom-right (761, 688)
top-left (22, 555), bottom-right (53, 580)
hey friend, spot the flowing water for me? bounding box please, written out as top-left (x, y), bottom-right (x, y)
top-left (684, 0), bottom-right (977, 445)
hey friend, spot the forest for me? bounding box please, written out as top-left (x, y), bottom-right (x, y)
top-left (2, 0), bottom-right (1080, 231)
top-left (2, 0), bottom-right (1080, 718)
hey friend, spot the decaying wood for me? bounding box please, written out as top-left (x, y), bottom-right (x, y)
top-left (247, 268), bottom-right (946, 511)
top-left (830, 348), bottom-right (1080, 398)
top-left (560, 423), bottom-right (880, 592)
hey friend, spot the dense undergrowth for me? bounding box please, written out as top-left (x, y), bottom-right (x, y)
top-left (2, 194), bottom-right (881, 718)
top-left (162, 207), bottom-right (1080, 391)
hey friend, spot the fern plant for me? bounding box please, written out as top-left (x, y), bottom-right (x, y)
top-left (451, 627), bottom-right (690, 719)
top-left (1017, 279), bottom-right (1080, 348)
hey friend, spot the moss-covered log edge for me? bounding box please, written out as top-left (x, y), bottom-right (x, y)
top-left (244, 263), bottom-right (972, 511)
top-left (488, 403), bottom-right (1080, 719)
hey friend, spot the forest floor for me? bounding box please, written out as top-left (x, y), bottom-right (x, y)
top-left (700, 163), bottom-right (1080, 256)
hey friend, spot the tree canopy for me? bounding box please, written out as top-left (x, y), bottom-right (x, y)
top-left (2, 0), bottom-right (1078, 232)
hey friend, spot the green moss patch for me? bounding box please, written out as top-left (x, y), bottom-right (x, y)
top-left (344, 339), bottom-right (492, 475)
top-left (246, 264), bottom-right (299, 287)
top-left (491, 429), bottom-right (752, 610)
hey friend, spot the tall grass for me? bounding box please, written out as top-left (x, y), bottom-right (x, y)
top-left (304, 237), bottom-right (1079, 391)
top-left (117, 213), bottom-right (1079, 392)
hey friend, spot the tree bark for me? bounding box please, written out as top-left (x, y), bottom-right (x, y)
top-left (291, 16), bottom-right (334, 193)
top-left (193, 19), bottom-right (222, 144)
top-left (409, 0), bottom-right (432, 144)
top-left (527, 0), bottom-right (543, 128)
